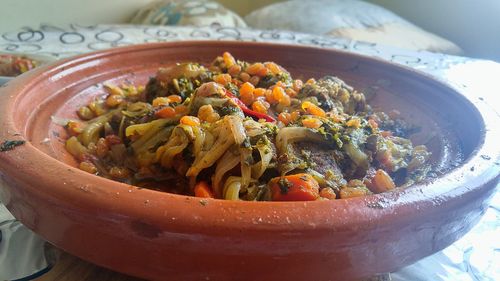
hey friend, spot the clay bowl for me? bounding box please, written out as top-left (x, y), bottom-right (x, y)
top-left (0, 41), bottom-right (498, 281)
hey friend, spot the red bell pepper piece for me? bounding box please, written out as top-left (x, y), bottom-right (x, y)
top-left (225, 90), bottom-right (275, 122)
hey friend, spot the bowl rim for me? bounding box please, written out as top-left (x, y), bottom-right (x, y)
top-left (0, 41), bottom-right (499, 232)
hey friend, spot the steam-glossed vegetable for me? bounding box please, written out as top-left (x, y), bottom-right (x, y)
top-left (64, 52), bottom-right (432, 201)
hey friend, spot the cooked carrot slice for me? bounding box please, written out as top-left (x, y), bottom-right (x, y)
top-left (194, 181), bottom-right (215, 198)
top-left (269, 173), bottom-right (320, 201)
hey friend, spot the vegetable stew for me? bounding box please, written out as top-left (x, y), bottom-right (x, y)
top-left (64, 52), bottom-right (432, 201)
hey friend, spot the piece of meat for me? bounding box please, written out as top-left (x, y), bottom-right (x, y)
top-left (299, 76), bottom-right (367, 114)
top-left (291, 141), bottom-right (345, 181)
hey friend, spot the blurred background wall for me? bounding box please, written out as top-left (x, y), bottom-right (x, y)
top-left (0, 0), bottom-right (498, 61)
top-left (0, 0), bottom-right (157, 30)
top-left (367, 0), bottom-right (500, 63)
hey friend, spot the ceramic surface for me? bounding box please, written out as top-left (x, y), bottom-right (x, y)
top-left (0, 41), bottom-right (498, 281)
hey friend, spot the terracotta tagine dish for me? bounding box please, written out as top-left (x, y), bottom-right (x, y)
top-left (0, 42), bottom-right (498, 281)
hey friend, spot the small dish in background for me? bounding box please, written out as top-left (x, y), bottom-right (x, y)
top-left (0, 52), bottom-right (56, 85)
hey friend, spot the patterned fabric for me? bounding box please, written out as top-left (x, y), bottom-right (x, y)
top-left (131, 0), bottom-right (247, 28)
top-left (0, 24), bottom-right (468, 69)
top-left (0, 24), bottom-right (498, 281)
top-left (245, 0), bottom-right (462, 55)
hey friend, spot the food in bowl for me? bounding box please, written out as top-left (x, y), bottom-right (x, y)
top-left (64, 52), bottom-right (432, 201)
top-left (0, 53), bottom-right (40, 77)
top-left (0, 53), bottom-right (55, 85)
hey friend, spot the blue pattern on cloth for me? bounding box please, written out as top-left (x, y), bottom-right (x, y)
top-left (0, 24), bottom-right (498, 281)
